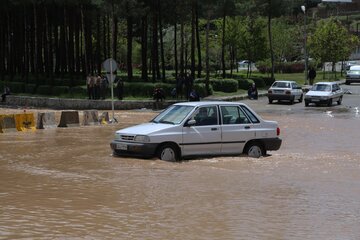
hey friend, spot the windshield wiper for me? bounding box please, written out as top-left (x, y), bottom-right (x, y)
top-left (159, 120), bottom-right (175, 125)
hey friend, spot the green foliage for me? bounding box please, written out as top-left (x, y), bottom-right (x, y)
top-left (25, 84), bottom-right (37, 94)
top-left (210, 79), bottom-right (238, 93)
top-left (308, 18), bottom-right (360, 66)
top-left (7, 82), bottom-right (25, 93)
top-left (69, 86), bottom-right (87, 96)
top-left (249, 77), bottom-right (266, 88)
top-left (52, 86), bottom-right (70, 96)
top-left (36, 85), bottom-right (52, 95)
top-left (238, 79), bottom-right (251, 90)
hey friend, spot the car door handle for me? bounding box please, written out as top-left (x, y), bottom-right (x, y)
top-left (244, 126), bottom-right (250, 129)
top-left (211, 128), bottom-right (218, 131)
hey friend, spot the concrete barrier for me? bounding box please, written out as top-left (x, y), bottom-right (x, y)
top-left (36, 112), bottom-right (57, 129)
top-left (0, 114), bottom-right (17, 133)
top-left (58, 111), bottom-right (80, 128)
top-left (99, 112), bottom-right (109, 124)
top-left (15, 113), bottom-right (36, 131)
top-left (83, 110), bottom-right (99, 126)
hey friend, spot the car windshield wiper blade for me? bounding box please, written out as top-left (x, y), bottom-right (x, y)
top-left (159, 120), bottom-right (175, 125)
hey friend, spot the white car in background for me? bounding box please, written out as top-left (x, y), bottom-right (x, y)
top-left (304, 82), bottom-right (344, 107)
top-left (110, 101), bottom-right (282, 161)
top-left (267, 80), bottom-right (303, 104)
top-left (345, 65), bottom-right (360, 85)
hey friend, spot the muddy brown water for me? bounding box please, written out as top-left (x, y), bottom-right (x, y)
top-left (1, 107), bottom-right (360, 239)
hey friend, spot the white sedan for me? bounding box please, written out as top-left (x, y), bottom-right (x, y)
top-left (304, 82), bottom-right (344, 107)
top-left (110, 101), bottom-right (282, 161)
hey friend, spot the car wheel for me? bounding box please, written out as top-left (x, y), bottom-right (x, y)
top-left (345, 81), bottom-right (350, 85)
top-left (327, 99), bottom-right (332, 107)
top-left (268, 99), bottom-right (273, 104)
top-left (305, 101), bottom-right (309, 107)
top-left (157, 143), bottom-right (180, 161)
top-left (337, 96), bottom-right (342, 105)
top-left (245, 142), bottom-right (264, 158)
top-left (299, 94), bottom-right (303, 103)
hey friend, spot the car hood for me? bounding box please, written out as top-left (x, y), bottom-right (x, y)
top-left (306, 90), bottom-right (331, 97)
top-left (116, 122), bottom-right (177, 135)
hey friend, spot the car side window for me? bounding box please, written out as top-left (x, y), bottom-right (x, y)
top-left (240, 106), bottom-right (260, 123)
top-left (221, 106), bottom-right (250, 125)
top-left (193, 106), bottom-right (218, 126)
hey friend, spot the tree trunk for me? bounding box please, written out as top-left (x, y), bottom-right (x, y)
top-left (195, 3), bottom-right (202, 78)
top-left (180, 21), bottom-right (184, 77)
top-left (268, 1), bottom-right (275, 80)
top-left (127, 15), bottom-right (133, 81)
top-left (158, 0), bottom-right (166, 81)
top-left (190, 0), bottom-right (196, 80)
top-left (205, 10), bottom-right (211, 96)
top-left (141, 15), bottom-right (148, 82)
top-left (221, 7), bottom-right (226, 79)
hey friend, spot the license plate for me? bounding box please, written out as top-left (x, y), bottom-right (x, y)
top-left (116, 143), bottom-right (128, 150)
top-left (312, 99), bottom-right (320, 102)
top-left (274, 90), bottom-right (283, 93)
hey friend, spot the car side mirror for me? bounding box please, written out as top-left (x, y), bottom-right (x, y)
top-left (185, 119), bottom-right (196, 127)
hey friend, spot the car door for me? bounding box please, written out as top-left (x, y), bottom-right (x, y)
top-left (181, 106), bottom-right (222, 156)
top-left (292, 82), bottom-right (302, 99)
top-left (220, 105), bottom-right (256, 154)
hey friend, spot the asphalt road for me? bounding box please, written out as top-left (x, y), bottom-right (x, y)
top-left (241, 84), bottom-right (360, 119)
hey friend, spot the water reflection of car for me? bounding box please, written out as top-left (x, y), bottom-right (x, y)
top-left (304, 82), bottom-right (344, 107)
top-left (110, 101), bottom-right (282, 161)
top-left (267, 80), bottom-right (303, 104)
top-left (345, 65), bottom-right (360, 85)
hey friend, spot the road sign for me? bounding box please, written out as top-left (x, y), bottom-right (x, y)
top-left (102, 58), bottom-right (118, 72)
top-left (106, 74), bottom-right (116, 83)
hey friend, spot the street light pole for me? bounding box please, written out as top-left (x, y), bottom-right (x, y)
top-left (301, 5), bottom-right (308, 85)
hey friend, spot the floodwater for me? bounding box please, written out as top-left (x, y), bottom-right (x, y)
top-left (1, 103), bottom-right (360, 239)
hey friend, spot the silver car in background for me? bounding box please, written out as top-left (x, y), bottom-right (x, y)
top-left (305, 82), bottom-right (344, 107)
top-left (345, 65), bottom-right (360, 85)
top-left (267, 80), bottom-right (303, 104)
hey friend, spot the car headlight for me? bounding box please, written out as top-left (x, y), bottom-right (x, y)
top-left (134, 135), bottom-right (150, 142)
top-left (114, 133), bottom-right (121, 140)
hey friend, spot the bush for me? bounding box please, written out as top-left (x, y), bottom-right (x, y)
top-left (54, 78), bottom-right (71, 87)
top-left (238, 79), bottom-right (252, 90)
top-left (25, 84), bottom-right (37, 94)
top-left (53, 86), bottom-right (70, 96)
top-left (249, 77), bottom-right (266, 88)
top-left (69, 86), bottom-right (87, 97)
top-left (8, 82), bottom-right (25, 93)
top-left (194, 83), bottom-right (212, 98)
top-left (36, 85), bottom-right (52, 95)
top-left (210, 79), bottom-right (238, 93)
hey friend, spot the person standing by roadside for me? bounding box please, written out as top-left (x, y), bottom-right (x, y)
top-left (116, 77), bottom-right (124, 100)
top-left (100, 75), bottom-right (109, 100)
top-left (86, 74), bottom-right (92, 99)
top-left (1, 85), bottom-right (10, 102)
top-left (94, 75), bottom-right (101, 99)
top-left (308, 67), bottom-right (317, 85)
top-left (247, 83), bottom-right (258, 100)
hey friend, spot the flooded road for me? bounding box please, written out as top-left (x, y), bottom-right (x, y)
top-left (1, 88), bottom-right (360, 239)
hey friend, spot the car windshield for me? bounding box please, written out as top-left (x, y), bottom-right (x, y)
top-left (151, 105), bottom-right (194, 125)
top-left (272, 82), bottom-right (291, 88)
top-left (312, 84), bottom-right (331, 92)
top-left (348, 70), bottom-right (360, 74)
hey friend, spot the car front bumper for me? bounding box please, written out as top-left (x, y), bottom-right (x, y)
top-left (110, 140), bottom-right (159, 158)
top-left (346, 77), bottom-right (360, 84)
top-left (305, 97), bottom-right (330, 104)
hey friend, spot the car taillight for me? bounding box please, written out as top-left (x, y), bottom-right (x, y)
top-left (277, 127), bottom-right (280, 136)
top-left (268, 90), bottom-right (272, 94)
top-left (285, 90), bottom-right (291, 94)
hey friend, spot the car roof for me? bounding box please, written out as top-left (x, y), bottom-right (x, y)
top-left (174, 101), bottom-right (246, 107)
top-left (315, 82), bottom-right (336, 85)
top-left (273, 80), bottom-right (296, 83)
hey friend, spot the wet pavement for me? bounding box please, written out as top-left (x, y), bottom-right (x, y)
top-left (1, 85), bottom-right (360, 239)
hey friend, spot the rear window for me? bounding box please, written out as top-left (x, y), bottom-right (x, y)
top-left (272, 82), bottom-right (291, 88)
